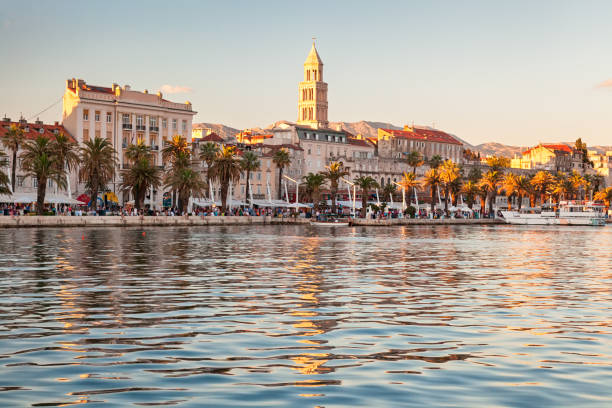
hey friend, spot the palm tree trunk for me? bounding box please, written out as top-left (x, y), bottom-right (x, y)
top-left (245, 170), bottom-right (251, 204)
top-left (444, 186), bottom-right (449, 211)
top-left (220, 177), bottom-right (229, 213)
top-left (489, 192), bottom-right (495, 216)
top-left (331, 182), bottom-right (338, 213)
top-left (91, 186), bottom-right (98, 211)
top-left (278, 168), bottom-right (283, 200)
top-left (506, 194), bottom-right (512, 211)
top-left (430, 185), bottom-right (435, 214)
top-left (181, 191), bottom-right (188, 214)
top-left (361, 190), bottom-right (367, 218)
top-left (517, 193), bottom-right (523, 210)
top-left (11, 149), bottom-right (17, 193)
top-left (37, 177), bottom-right (47, 215)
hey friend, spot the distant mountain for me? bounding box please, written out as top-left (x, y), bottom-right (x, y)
top-left (193, 123), bottom-right (240, 140)
top-left (473, 142), bottom-right (523, 158)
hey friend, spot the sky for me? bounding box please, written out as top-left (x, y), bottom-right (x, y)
top-left (1, 0), bottom-right (612, 146)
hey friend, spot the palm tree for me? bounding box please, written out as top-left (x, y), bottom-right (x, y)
top-left (552, 176), bottom-right (575, 203)
top-left (479, 170), bottom-right (502, 216)
top-left (272, 148), bottom-right (291, 200)
top-left (382, 182), bottom-right (396, 204)
top-left (1, 124), bottom-right (25, 192)
top-left (125, 140), bottom-right (152, 163)
top-left (321, 161), bottom-right (349, 213)
top-left (594, 187), bottom-right (612, 213)
top-left (120, 157), bottom-right (161, 211)
top-left (421, 168), bottom-right (441, 214)
top-left (0, 151), bottom-right (12, 195)
top-left (399, 172), bottom-right (420, 207)
top-left (241, 151), bottom-right (261, 204)
top-left (515, 175), bottom-right (531, 209)
top-left (199, 142), bottom-right (220, 193)
top-left (439, 160), bottom-right (460, 211)
top-left (164, 164), bottom-right (206, 214)
top-left (428, 155), bottom-right (443, 170)
top-left (52, 132), bottom-right (79, 196)
top-left (79, 137), bottom-right (117, 211)
top-left (406, 151), bottom-right (424, 175)
top-left (448, 177), bottom-right (463, 207)
top-left (207, 145), bottom-right (242, 213)
top-left (301, 172), bottom-right (326, 212)
top-left (20, 136), bottom-right (66, 215)
top-left (354, 176), bottom-right (379, 218)
top-left (568, 171), bottom-right (585, 200)
top-left (499, 173), bottom-right (519, 211)
top-left (162, 134), bottom-right (190, 165)
top-left (531, 170), bottom-right (555, 205)
top-left (461, 180), bottom-right (479, 209)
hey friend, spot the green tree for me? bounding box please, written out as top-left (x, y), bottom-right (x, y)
top-left (321, 161), bottom-right (349, 213)
top-left (0, 151), bottom-right (12, 195)
top-left (52, 132), bottom-right (79, 195)
top-left (120, 154), bottom-right (161, 211)
top-left (568, 171), bottom-right (586, 200)
top-left (382, 182), bottom-right (397, 204)
top-left (208, 145), bottom-right (242, 213)
top-left (421, 168), bottom-right (441, 214)
top-left (199, 142), bottom-right (220, 193)
top-left (20, 136), bottom-right (67, 215)
top-left (486, 155), bottom-right (511, 170)
top-left (163, 155), bottom-right (206, 214)
top-left (1, 124), bottom-right (25, 192)
top-left (515, 175), bottom-right (531, 209)
top-left (461, 180), bottom-right (479, 210)
top-left (428, 155), bottom-right (443, 170)
top-left (272, 148), bottom-right (291, 200)
top-left (405, 151), bottom-right (424, 175)
top-left (301, 172), bottom-right (326, 212)
top-left (467, 167), bottom-right (482, 183)
top-left (499, 172), bottom-right (519, 210)
top-left (241, 151), bottom-right (261, 204)
top-left (479, 170), bottom-right (503, 216)
top-left (399, 172), bottom-right (420, 206)
top-left (530, 170), bottom-right (556, 205)
top-left (354, 176), bottom-right (379, 218)
top-left (79, 137), bottom-right (117, 210)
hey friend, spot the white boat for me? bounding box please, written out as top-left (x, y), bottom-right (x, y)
top-left (501, 201), bottom-right (606, 226)
top-left (310, 215), bottom-right (350, 227)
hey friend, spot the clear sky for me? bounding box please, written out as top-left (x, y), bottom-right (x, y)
top-left (1, 0), bottom-right (612, 146)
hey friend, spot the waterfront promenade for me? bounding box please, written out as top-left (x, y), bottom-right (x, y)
top-left (0, 215), bottom-right (502, 228)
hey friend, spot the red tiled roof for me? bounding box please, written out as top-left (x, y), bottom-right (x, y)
top-left (347, 137), bottom-right (373, 147)
top-left (0, 121), bottom-right (76, 143)
top-left (523, 144), bottom-right (573, 155)
top-left (200, 132), bottom-right (224, 143)
top-left (268, 143), bottom-right (303, 151)
top-left (380, 127), bottom-right (462, 145)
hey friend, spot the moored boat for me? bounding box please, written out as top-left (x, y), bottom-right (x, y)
top-left (501, 201), bottom-right (606, 226)
top-left (310, 215), bottom-right (350, 227)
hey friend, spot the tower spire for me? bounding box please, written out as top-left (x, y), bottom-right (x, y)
top-left (298, 41), bottom-right (328, 129)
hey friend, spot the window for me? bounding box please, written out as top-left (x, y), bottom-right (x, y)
top-left (48, 179), bottom-right (54, 188)
top-left (95, 111), bottom-right (100, 122)
top-left (106, 112), bottom-right (112, 123)
top-left (33, 178), bottom-right (38, 188)
top-left (17, 176), bottom-right (24, 187)
top-left (257, 173), bottom-right (261, 180)
top-left (316, 145), bottom-right (321, 155)
top-left (150, 117), bottom-right (157, 127)
top-left (162, 119), bottom-right (167, 129)
top-left (172, 119), bottom-right (177, 130)
top-left (136, 116), bottom-right (143, 126)
top-left (182, 120), bottom-right (187, 131)
top-left (122, 114), bottom-right (130, 124)
top-left (83, 109), bottom-right (89, 120)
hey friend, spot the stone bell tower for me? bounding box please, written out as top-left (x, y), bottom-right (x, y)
top-left (297, 41), bottom-right (328, 129)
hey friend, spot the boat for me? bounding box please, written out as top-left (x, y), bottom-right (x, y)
top-left (501, 201), bottom-right (607, 226)
top-left (310, 215), bottom-right (350, 227)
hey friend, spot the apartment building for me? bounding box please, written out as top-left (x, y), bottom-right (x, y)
top-left (62, 78), bottom-right (196, 208)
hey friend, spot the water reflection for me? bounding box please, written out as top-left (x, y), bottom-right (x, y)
top-left (0, 225), bottom-right (611, 407)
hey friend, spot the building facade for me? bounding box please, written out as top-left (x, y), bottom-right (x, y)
top-left (62, 78), bottom-right (196, 208)
top-left (510, 143), bottom-right (583, 172)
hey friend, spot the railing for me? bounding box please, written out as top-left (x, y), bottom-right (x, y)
top-left (149, 126), bottom-right (159, 132)
top-left (136, 125), bottom-right (146, 131)
top-left (122, 123), bottom-right (132, 130)
top-left (122, 163), bottom-right (131, 169)
top-left (151, 145), bottom-right (159, 151)
top-left (122, 142), bottom-right (127, 148)
top-left (156, 165), bottom-right (164, 170)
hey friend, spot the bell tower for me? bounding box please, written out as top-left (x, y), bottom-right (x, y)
top-left (298, 41), bottom-right (328, 129)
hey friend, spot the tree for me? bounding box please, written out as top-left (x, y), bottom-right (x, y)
top-left (594, 187), bottom-right (612, 212)
top-left (515, 175), bottom-right (531, 209)
top-left (382, 182), bottom-right (397, 204)
top-left (272, 148), bottom-right (291, 200)
top-left (568, 171), bottom-right (585, 200)
top-left (439, 160), bottom-right (460, 211)
top-left (530, 171), bottom-right (555, 205)
top-left (52, 132), bottom-right (79, 195)
top-left (207, 145), bottom-right (242, 213)
top-left (461, 180), bottom-right (479, 209)
top-left (164, 159), bottom-right (206, 214)
top-left (301, 172), bottom-right (326, 212)
top-left (399, 172), bottom-right (420, 206)
top-left (479, 170), bottom-right (502, 216)
top-left (0, 151), bottom-right (12, 195)
top-left (20, 136), bottom-right (66, 215)
top-left (79, 137), bottom-right (117, 211)
top-left (321, 161), bottom-right (349, 213)
top-left (486, 155), bottom-right (511, 170)
top-left (1, 124), bottom-right (25, 192)
top-left (575, 138), bottom-right (591, 166)
top-left (120, 152), bottom-right (161, 211)
top-left (448, 177), bottom-right (463, 207)
top-left (467, 167), bottom-right (482, 183)
top-left (162, 134), bottom-right (190, 165)
top-left (552, 175), bottom-right (575, 203)
top-left (199, 142), bottom-right (220, 193)
top-left (406, 151), bottom-right (424, 175)
top-left (354, 176), bottom-right (379, 218)
top-left (499, 173), bottom-right (519, 211)
top-left (241, 151), bottom-right (261, 204)
top-left (428, 155), bottom-right (443, 170)
top-left (421, 168), bottom-right (441, 214)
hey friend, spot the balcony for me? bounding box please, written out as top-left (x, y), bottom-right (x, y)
top-left (149, 126), bottom-right (159, 133)
top-left (122, 123), bottom-right (132, 130)
top-left (122, 142), bottom-right (127, 148)
top-left (136, 125), bottom-right (146, 131)
top-left (122, 163), bottom-right (131, 169)
top-left (151, 145), bottom-right (159, 151)
top-left (156, 165), bottom-right (164, 170)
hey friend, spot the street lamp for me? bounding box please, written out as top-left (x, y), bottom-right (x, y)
top-left (341, 177), bottom-right (356, 218)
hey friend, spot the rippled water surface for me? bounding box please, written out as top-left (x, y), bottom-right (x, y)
top-left (0, 225), bottom-right (611, 407)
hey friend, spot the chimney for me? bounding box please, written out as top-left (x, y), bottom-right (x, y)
top-left (77, 79), bottom-right (85, 88)
top-left (124, 84), bottom-right (131, 91)
top-left (35, 118), bottom-right (43, 125)
top-left (157, 91), bottom-right (163, 99)
top-left (2, 115), bottom-right (9, 122)
top-left (54, 121), bottom-right (59, 126)
top-left (19, 117), bottom-right (27, 125)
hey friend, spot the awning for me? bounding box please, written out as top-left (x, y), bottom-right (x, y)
top-left (0, 192), bottom-right (82, 204)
